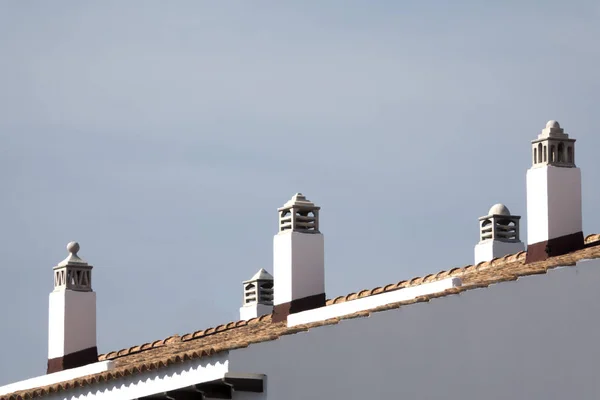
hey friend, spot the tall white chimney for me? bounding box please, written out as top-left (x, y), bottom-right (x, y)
top-left (474, 203), bottom-right (525, 264)
top-left (47, 242), bottom-right (98, 373)
top-left (525, 120), bottom-right (584, 263)
top-left (272, 193), bottom-right (325, 323)
top-left (239, 268), bottom-right (274, 320)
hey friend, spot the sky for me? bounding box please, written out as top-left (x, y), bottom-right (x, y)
top-left (1, 1), bottom-right (600, 385)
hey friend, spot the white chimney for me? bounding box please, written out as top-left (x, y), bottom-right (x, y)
top-left (526, 120), bottom-right (584, 263)
top-left (474, 203), bottom-right (525, 264)
top-left (272, 193), bottom-right (325, 323)
top-left (239, 268), bottom-right (274, 320)
top-left (47, 242), bottom-right (98, 373)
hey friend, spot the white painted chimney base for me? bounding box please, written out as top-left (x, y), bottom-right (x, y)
top-left (474, 240), bottom-right (525, 264)
top-left (48, 290), bottom-right (97, 359)
top-left (239, 303), bottom-right (273, 321)
top-left (273, 231), bottom-right (325, 305)
top-left (526, 165), bottom-right (582, 245)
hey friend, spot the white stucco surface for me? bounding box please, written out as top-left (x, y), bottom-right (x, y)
top-left (474, 240), bottom-right (525, 264)
top-left (16, 353), bottom-right (229, 400)
top-left (240, 303), bottom-right (273, 321)
top-left (526, 165), bottom-right (582, 244)
top-left (0, 361), bottom-right (114, 396)
top-left (287, 277), bottom-right (461, 327)
top-left (48, 290), bottom-right (97, 359)
top-left (273, 232), bottom-right (324, 305)
top-left (230, 258), bottom-right (600, 400)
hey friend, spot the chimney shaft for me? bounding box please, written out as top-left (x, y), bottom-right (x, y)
top-left (47, 242), bottom-right (98, 374)
top-left (272, 193), bottom-right (325, 323)
top-left (525, 121), bottom-right (584, 263)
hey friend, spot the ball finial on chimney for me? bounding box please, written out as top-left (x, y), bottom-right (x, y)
top-left (67, 241), bottom-right (80, 255)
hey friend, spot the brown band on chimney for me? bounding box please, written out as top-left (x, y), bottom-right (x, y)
top-left (47, 346), bottom-right (99, 374)
top-left (525, 231), bottom-right (584, 264)
top-left (272, 293), bottom-right (326, 323)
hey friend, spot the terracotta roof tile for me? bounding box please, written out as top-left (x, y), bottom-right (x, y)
top-left (4, 237), bottom-right (600, 400)
top-left (585, 234), bottom-right (600, 243)
top-left (372, 287), bottom-right (384, 295)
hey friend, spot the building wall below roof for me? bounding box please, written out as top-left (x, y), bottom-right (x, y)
top-left (287, 277), bottom-right (461, 327)
top-left (0, 361), bottom-right (114, 397)
top-left (229, 258), bottom-right (600, 400)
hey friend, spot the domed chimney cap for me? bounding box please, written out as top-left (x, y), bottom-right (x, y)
top-left (488, 203), bottom-right (511, 216)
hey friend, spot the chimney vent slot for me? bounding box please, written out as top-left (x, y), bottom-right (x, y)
top-left (478, 204), bottom-right (521, 243)
top-left (53, 242), bottom-right (93, 292)
top-left (277, 193), bottom-right (321, 233)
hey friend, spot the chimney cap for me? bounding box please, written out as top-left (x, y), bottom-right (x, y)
top-left (278, 193), bottom-right (320, 211)
top-left (488, 203), bottom-right (511, 216)
top-left (535, 119), bottom-right (570, 140)
top-left (245, 268), bottom-right (273, 283)
top-left (56, 241), bottom-right (89, 267)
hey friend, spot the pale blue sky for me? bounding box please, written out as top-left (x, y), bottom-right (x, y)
top-left (1, 1), bottom-right (599, 385)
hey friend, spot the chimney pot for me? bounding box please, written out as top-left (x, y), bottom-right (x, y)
top-left (239, 269), bottom-right (274, 320)
top-left (272, 193), bottom-right (326, 323)
top-left (526, 120), bottom-right (584, 263)
top-left (474, 204), bottom-right (525, 264)
top-left (47, 242), bottom-right (98, 374)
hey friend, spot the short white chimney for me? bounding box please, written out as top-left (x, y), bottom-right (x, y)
top-left (47, 242), bottom-right (98, 373)
top-left (239, 268), bottom-right (274, 320)
top-left (474, 203), bottom-right (525, 264)
top-left (526, 120), bottom-right (584, 263)
top-left (272, 193), bottom-right (325, 323)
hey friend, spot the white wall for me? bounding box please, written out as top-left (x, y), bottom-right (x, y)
top-left (229, 258), bottom-right (600, 400)
top-left (0, 361), bottom-right (114, 397)
top-left (287, 277), bottom-right (461, 327)
top-left (29, 353), bottom-right (229, 400)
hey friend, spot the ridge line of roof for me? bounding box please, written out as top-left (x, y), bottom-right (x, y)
top-left (5, 235), bottom-right (600, 400)
top-left (97, 233), bottom-right (600, 362)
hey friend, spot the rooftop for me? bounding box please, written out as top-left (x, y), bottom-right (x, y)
top-left (3, 234), bottom-right (600, 400)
